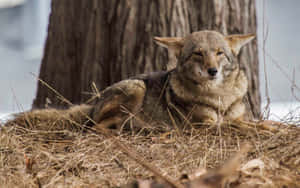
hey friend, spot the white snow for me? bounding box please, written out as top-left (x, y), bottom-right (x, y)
top-left (261, 101), bottom-right (300, 123)
top-left (0, 113), bottom-right (15, 124)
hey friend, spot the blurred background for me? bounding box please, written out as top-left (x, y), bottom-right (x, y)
top-left (0, 0), bottom-right (50, 116)
top-left (0, 0), bottom-right (299, 120)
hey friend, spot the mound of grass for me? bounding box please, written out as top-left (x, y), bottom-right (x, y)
top-left (1, 110), bottom-right (299, 187)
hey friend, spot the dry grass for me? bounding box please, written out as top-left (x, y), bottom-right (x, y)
top-left (1, 111), bottom-right (299, 188)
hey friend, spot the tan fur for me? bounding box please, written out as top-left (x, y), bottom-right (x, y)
top-left (6, 104), bottom-right (92, 130)
top-left (92, 79), bottom-right (146, 129)
top-left (169, 69), bottom-right (248, 122)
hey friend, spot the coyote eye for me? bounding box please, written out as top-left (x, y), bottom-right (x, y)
top-left (216, 51), bottom-right (224, 56)
top-left (193, 51), bottom-right (203, 57)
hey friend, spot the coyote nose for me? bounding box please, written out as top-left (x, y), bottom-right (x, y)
top-left (207, 68), bottom-right (218, 76)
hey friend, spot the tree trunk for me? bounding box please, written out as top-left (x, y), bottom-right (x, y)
top-left (33, 0), bottom-right (260, 118)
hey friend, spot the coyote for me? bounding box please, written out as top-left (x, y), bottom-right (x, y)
top-left (89, 30), bottom-right (255, 130)
top-left (8, 30), bottom-right (255, 131)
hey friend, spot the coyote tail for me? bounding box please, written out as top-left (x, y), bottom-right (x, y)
top-left (4, 104), bottom-right (93, 131)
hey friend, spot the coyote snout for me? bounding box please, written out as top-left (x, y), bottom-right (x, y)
top-left (192, 48), bottom-right (227, 82)
top-left (207, 67), bottom-right (218, 77)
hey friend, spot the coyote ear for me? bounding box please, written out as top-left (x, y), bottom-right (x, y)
top-left (225, 34), bottom-right (255, 56)
top-left (154, 37), bottom-right (184, 56)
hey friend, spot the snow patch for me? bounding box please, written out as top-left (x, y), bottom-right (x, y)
top-left (261, 101), bottom-right (300, 123)
top-left (0, 113), bottom-right (15, 125)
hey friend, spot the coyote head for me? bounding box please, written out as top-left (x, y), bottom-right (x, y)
top-left (154, 30), bottom-right (255, 85)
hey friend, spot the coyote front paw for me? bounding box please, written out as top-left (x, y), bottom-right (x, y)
top-left (202, 116), bottom-right (223, 125)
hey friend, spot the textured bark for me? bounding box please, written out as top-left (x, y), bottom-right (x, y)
top-left (33, 0), bottom-right (260, 118)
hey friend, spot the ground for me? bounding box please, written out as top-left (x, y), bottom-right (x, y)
top-left (0, 113), bottom-right (300, 187)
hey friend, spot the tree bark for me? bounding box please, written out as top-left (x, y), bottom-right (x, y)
top-left (33, 0), bottom-right (260, 118)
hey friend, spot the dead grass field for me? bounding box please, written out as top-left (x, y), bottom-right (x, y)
top-left (0, 109), bottom-right (300, 187)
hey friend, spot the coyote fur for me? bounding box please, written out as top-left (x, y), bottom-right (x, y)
top-left (9, 30), bottom-right (255, 130)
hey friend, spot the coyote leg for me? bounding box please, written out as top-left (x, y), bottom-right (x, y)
top-left (91, 80), bottom-right (146, 130)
